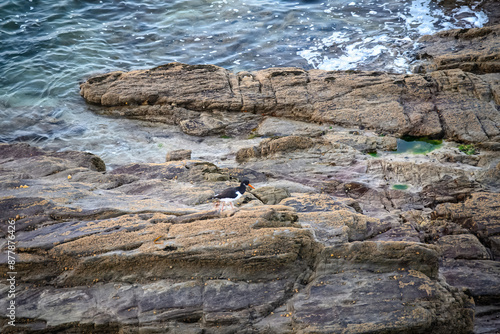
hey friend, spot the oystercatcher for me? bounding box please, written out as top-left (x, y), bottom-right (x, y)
top-left (213, 179), bottom-right (255, 212)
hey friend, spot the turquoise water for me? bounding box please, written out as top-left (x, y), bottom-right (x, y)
top-left (0, 0), bottom-right (487, 165)
top-left (395, 136), bottom-right (443, 154)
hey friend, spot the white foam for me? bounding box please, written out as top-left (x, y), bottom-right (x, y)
top-left (454, 6), bottom-right (489, 27)
top-left (297, 0), bottom-right (489, 73)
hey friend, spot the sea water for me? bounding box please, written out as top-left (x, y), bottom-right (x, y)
top-left (0, 0), bottom-right (488, 167)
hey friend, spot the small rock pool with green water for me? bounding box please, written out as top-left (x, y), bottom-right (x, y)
top-left (394, 136), bottom-right (443, 155)
top-left (367, 136), bottom-right (443, 157)
top-left (392, 184), bottom-right (409, 190)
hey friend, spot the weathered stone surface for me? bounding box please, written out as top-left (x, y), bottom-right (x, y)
top-left (32, 20), bottom-right (500, 331)
top-left (0, 142), bottom-right (106, 178)
top-left (426, 190), bottom-right (500, 333)
top-left (436, 234), bottom-right (490, 260)
top-left (298, 210), bottom-right (391, 243)
top-left (440, 259), bottom-right (500, 298)
top-left (236, 136), bottom-right (315, 163)
top-left (491, 236), bottom-right (500, 260)
top-left (325, 132), bottom-right (397, 153)
top-left (256, 117), bottom-right (326, 138)
top-left (279, 193), bottom-right (359, 213)
top-left (432, 192), bottom-right (500, 245)
top-left (251, 186), bottom-right (290, 205)
top-left (421, 175), bottom-right (479, 206)
top-left (366, 159), bottom-right (472, 186)
top-left (1, 142), bottom-right (486, 333)
top-left (282, 243), bottom-right (474, 334)
top-left (165, 149), bottom-right (192, 161)
top-left (417, 24), bottom-right (500, 74)
top-left (81, 63), bottom-right (500, 143)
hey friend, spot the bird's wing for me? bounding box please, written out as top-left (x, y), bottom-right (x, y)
top-left (213, 187), bottom-right (237, 199)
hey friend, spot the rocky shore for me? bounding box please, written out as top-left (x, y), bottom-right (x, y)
top-left (2, 21), bottom-right (500, 334)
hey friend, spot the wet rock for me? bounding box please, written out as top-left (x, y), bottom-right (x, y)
top-left (178, 111), bottom-right (261, 137)
top-left (179, 115), bottom-right (226, 136)
top-left (68, 170), bottom-right (139, 190)
top-left (417, 24), bottom-right (500, 74)
top-left (166, 149), bottom-right (192, 161)
top-left (81, 63), bottom-right (500, 144)
top-left (436, 0), bottom-right (500, 27)
top-left (0, 142), bottom-right (106, 178)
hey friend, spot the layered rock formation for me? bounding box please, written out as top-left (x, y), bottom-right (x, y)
top-left (1, 143), bottom-right (491, 333)
top-left (80, 59), bottom-right (500, 144)
top-left (417, 24), bottom-right (500, 74)
top-left (2, 15), bottom-right (500, 334)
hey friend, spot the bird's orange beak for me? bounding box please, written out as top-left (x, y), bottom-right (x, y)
top-left (248, 184), bottom-right (255, 189)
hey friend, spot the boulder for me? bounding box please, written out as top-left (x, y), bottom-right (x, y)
top-left (273, 242), bottom-right (474, 334)
top-left (0, 143), bottom-right (106, 178)
top-left (236, 136), bottom-right (315, 163)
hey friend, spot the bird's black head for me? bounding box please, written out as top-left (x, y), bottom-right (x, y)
top-left (240, 179), bottom-right (255, 190)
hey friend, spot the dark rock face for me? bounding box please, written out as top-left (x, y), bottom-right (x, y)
top-left (81, 60), bottom-right (500, 144)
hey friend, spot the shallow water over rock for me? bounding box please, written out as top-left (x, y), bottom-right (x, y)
top-left (0, 0), bottom-right (489, 166)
